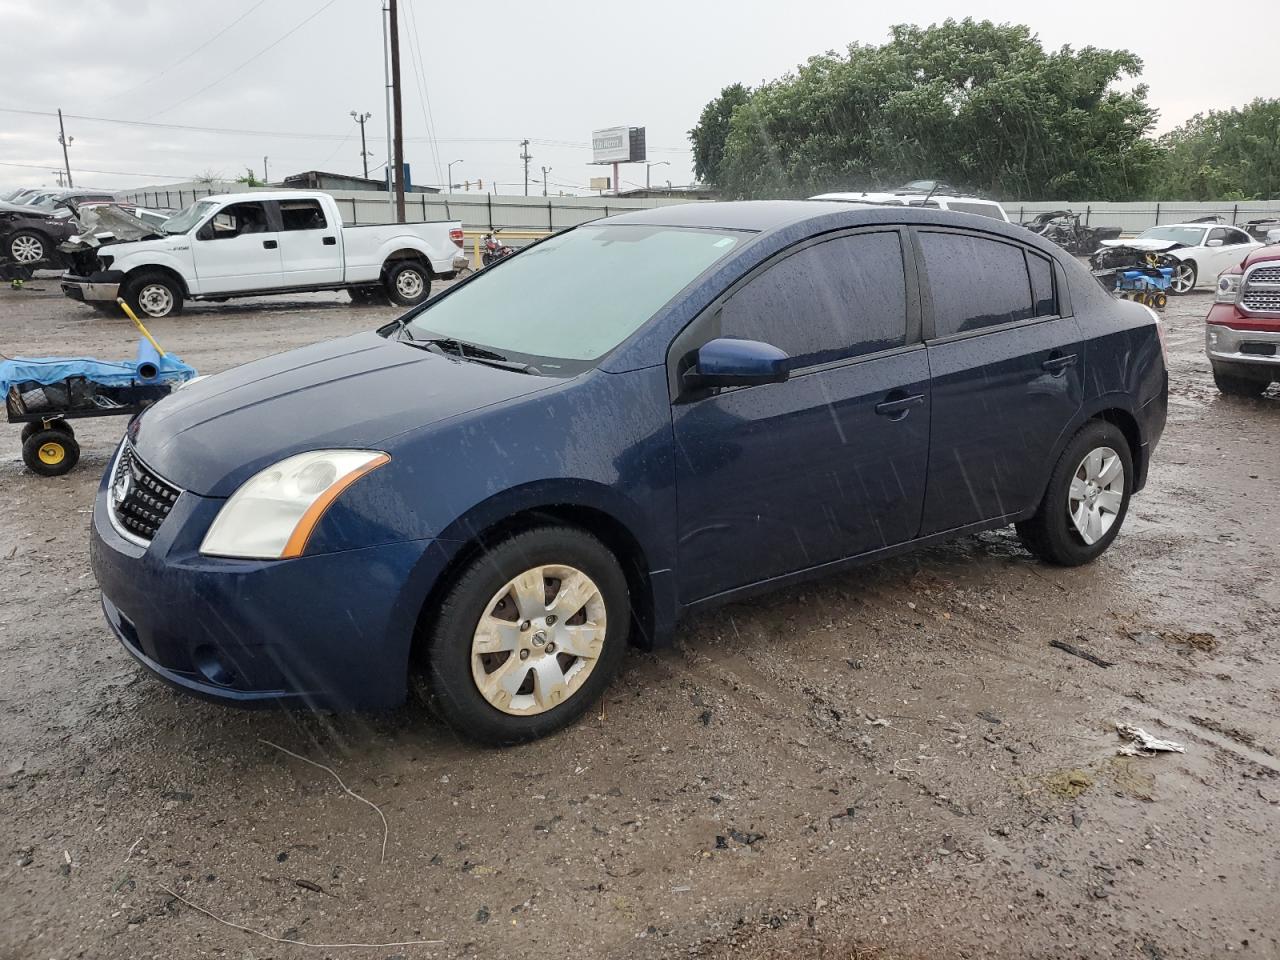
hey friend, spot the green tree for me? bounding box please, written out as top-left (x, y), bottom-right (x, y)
top-left (707, 19), bottom-right (1160, 200)
top-left (1159, 99), bottom-right (1280, 200)
top-left (235, 167), bottom-right (265, 187)
top-left (688, 83), bottom-right (751, 186)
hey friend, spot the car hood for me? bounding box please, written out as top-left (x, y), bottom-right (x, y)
top-left (1099, 238), bottom-right (1182, 252)
top-left (131, 332), bottom-right (559, 497)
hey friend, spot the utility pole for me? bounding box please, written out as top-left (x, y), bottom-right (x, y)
top-left (520, 140), bottom-right (532, 197)
top-left (263, 156), bottom-right (269, 183)
top-left (381, 3), bottom-right (394, 212)
top-left (51, 170), bottom-right (65, 187)
top-left (351, 111), bottom-right (372, 178)
top-left (388, 0), bottom-right (406, 222)
top-left (56, 109), bottom-right (73, 188)
top-left (540, 166), bottom-right (551, 198)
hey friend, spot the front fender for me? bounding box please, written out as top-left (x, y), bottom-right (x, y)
top-left (114, 250), bottom-right (193, 292)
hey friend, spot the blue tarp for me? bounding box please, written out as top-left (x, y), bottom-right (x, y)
top-left (1, 340), bottom-right (197, 397)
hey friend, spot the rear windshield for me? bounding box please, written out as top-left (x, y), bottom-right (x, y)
top-left (403, 224), bottom-right (746, 370)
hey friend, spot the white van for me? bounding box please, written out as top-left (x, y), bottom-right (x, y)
top-left (811, 191), bottom-right (1010, 223)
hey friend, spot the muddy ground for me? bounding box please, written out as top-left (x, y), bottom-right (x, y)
top-left (1, 276), bottom-right (1277, 960)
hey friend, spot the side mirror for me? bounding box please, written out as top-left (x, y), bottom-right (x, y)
top-left (1207, 238), bottom-right (1224, 247)
top-left (684, 337), bottom-right (790, 390)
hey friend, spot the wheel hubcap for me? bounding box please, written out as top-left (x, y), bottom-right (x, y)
top-left (12, 236), bottom-right (42, 263)
top-left (1172, 265), bottom-right (1194, 292)
top-left (38, 442), bottom-right (64, 465)
top-left (138, 284), bottom-right (173, 317)
top-left (471, 564), bottom-right (606, 716)
top-left (395, 270), bottom-right (424, 298)
top-left (1068, 446), bottom-right (1124, 546)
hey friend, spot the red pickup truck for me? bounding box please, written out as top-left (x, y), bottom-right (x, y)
top-left (1207, 245), bottom-right (1280, 395)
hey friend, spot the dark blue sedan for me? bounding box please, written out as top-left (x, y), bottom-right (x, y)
top-left (90, 201), bottom-right (1167, 744)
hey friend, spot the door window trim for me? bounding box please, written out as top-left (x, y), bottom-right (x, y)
top-left (665, 225), bottom-right (922, 401)
top-left (909, 225), bottom-right (1071, 345)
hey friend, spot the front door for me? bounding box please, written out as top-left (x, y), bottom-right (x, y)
top-left (913, 229), bottom-right (1085, 534)
top-left (672, 229), bottom-right (931, 604)
top-left (191, 200), bottom-right (285, 294)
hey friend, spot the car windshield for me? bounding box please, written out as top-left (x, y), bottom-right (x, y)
top-left (162, 199), bottom-right (218, 234)
top-left (403, 224), bottom-right (746, 370)
top-left (1137, 226), bottom-right (1207, 245)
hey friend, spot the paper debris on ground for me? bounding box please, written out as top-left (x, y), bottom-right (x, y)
top-left (1115, 723), bottom-right (1186, 757)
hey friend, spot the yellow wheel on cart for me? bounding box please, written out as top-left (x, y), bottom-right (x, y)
top-left (1154, 292), bottom-right (1168, 309)
top-left (22, 427), bottom-right (80, 477)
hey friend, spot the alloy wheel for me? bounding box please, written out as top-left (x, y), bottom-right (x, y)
top-left (470, 564), bottom-right (607, 716)
top-left (1068, 446), bottom-right (1125, 545)
top-left (11, 235), bottom-right (43, 263)
top-left (1170, 263), bottom-right (1195, 294)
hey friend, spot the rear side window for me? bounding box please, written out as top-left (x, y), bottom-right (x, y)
top-left (1027, 251), bottom-right (1056, 316)
top-left (918, 232), bottom-right (1034, 337)
top-left (720, 232), bottom-right (908, 368)
top-left (279, 199), bottom-right (328, 231)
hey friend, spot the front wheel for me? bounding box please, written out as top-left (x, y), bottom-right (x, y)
top-left (22, 428), bottom-right (80, 477)
top-left (384, 261), bottom-right (431, 306)
top-left (421, 527), bottom-right (630, 745)
top-left (1169, 260), bottom-right (1197, 294)
top-left (121, 271), bottom-right (183, 319)
top-left (8, 230), bottom-right (48, 265)
top-left (1016, 420), bottom-right (1133, 566)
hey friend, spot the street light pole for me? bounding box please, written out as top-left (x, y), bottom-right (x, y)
top-left (646, 160), bottom-right (669, 190)
top-left (447, 159), bottom-right (463, 192)
top-left (351, 111), bottom-right (373, 179)
top-left (540, 166), bottom-right (552, 197)
top-left (263, 155), bottom-right (269, 184)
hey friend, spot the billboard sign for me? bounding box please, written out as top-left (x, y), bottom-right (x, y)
top-left (592, 126), bottom-right (646, 164)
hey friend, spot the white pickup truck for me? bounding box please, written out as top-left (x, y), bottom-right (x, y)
top-left (59, 190), bottom-right (466, 318)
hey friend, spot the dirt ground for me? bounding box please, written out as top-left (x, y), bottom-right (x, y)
top-left (1, 275), bottom-right (1277, 960)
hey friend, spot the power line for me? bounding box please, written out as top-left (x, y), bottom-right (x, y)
top-left (146, 0), bottom-right (343, 119)
top-left (100, 0), bottom-right (272, 105)
top-left (402, 0), bottom-right (443, 187)
top-left (0, 160), bottom-right (190, 181)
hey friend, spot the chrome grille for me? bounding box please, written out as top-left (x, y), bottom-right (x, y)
top-left (110, 443), bottom-right (180, 542)
top-left (1242, 264), bottom-right (1280, 314)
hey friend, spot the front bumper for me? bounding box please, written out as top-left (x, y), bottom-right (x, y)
top-left (89, 454), bottom-right (453, 710)
top-left (61, 269), bottom-right (124, 303)
top-left (1206, 322), bottom-right (1280, 370)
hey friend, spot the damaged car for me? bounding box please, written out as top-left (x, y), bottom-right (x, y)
top-left (1091, 224), bottom-right (1262, 294)
top-left (1022, 210), bottom-right (1121, 255)
top-left (0, 191), bottom-right (120, 268)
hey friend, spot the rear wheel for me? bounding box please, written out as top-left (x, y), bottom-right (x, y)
top-left (1170, 261), bottom-right (1197, 294)
top-left (1212, 363), bottom-right (1271, 397)
top-left (22, 428), bottom-right (80, 477)
top-left (1017, 420), bottom-right (1132, 566)
top-left (21, 420), bottom-right (73, 443)
top-left (8, 230), bottom-right (47, 265)
top-left (121, 271), bottom-right (183, 319)
top-left (421, 526), bottom-right (630, 745)
top-left (384, 260), bottom-right (431, 306)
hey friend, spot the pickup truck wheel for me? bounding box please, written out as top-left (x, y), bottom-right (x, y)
top-left (1016, 420), bottom-right (1132, 567)
top-left (1212, 363), bottom-right (1271, 396)
top-left (122, 272), bottom-right (183, 319)
top-left (420, 526), bottom-right (630, 745)
top-left (385, 261), bottom-right (430, 306)
top-left (8, 231), bottom-right (47, 265)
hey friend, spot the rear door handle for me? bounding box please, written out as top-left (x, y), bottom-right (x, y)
top-left (1042, 352), bottom-right (1077, 374)
top-left (262, 239), bottom-right (278, 249)
top-left (322, 236), bottom-right (336, 246)
top-left (874, 393), bottom-right (925, 418)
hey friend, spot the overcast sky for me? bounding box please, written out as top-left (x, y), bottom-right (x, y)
top-left (1, 0), bottom-right (1274, 197)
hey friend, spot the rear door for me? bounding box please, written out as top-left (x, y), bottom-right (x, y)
top-left (913, 229), bottom-right (1083, 534)
top-left (671, 228), bottom-right (932, 603)
top-left (190, 200), bottom-right (284, 294)
top-left (273, 197), bottom-right (343, 286)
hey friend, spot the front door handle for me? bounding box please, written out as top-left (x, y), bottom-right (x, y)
top-left (322, 236), bottom-right (336, 246)
top-left (874, 393), bottom-right (925, 419)
top-left (262, 239), bottom-right (278, 249)
top-left (1042, 352), bottom-right (1077, 374)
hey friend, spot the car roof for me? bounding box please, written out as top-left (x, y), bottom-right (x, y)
top-left (190, 190), bottom-right (328, 205)
top-left (598, 199), bottom-right (1029, 239)
top-left (812, 191), bottom-right (1002, 206)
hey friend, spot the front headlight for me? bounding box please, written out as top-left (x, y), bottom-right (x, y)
top-left (200, 450), bottom-right (390, 560)
top-left (1216, 273), bottom-right (1242, 303)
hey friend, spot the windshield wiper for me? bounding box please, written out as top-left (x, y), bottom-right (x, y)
top-left (406, 337), bottom-right (535, 374)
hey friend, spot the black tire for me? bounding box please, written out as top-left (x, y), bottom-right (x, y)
top-left (89, 302), bottom-right (121, 318)
top-left (22, 428), bottom-right (80, 477)
top-left (1016, 420), bottom-right (1133, 567)
top-left (7, 230), bottom-right (49, 266)
top-left (20, 420), bottom-right (73, 443)
top-left (1212, 363), bottom-right (1271, 397)
top-left (421, 526), bottom-right (630, 745)
top-left (121, 270), bottom-right (183, 319)
top-left (347, 286), bottom-right (387, 306)
top-left (1170, 260), bottom-right (1197, 295)
top-left (384, 260), bottom-right (431, 306)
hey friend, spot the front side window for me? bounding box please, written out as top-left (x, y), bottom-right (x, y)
top-left (404, 224), bottom-right (745, 370)
top-left (199, 202), bottom-right (271, 240)
top-left (279, 199), bottom-right (327, 231)
top-left (719, 232), bottom-right (908, 368)
top-left (919, 232), bottom-right (1034, 337)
